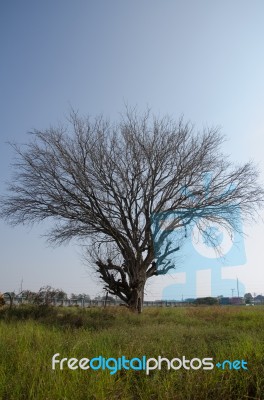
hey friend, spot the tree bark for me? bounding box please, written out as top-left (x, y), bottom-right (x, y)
top-left (127, 278), bottom-right (145, 313)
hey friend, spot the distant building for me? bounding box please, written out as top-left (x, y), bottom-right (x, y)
top-left (254, 295), bottom-right (264, 305)
top-left (229, 297), bottom-right (244, 305)
top-left (219, 297), bottom-right (244, 305)
top-left (219, 297), bottom-right (230, 305)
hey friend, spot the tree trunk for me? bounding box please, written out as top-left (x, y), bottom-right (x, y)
top-left (127, 279), bottom-right (145, 313)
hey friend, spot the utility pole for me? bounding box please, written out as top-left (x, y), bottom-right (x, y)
top-left (231, 288), bottom-right (235, 298)
top-left (19, 277), bottom-right (23, 294)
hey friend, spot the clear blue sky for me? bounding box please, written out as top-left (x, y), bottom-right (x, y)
top-left (1, 0), bottom-right (264, 299)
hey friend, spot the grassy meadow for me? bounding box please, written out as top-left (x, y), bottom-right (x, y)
top-left (0, 305), bottom-right (264, 400)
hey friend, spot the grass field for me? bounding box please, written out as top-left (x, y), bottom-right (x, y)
top-left (0, 305), bottom-right (264, 400)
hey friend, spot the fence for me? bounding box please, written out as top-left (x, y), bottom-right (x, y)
top-left (3, 294), bottom-right (261, 308)
top-left (4, 295), bottom-right (188, 308)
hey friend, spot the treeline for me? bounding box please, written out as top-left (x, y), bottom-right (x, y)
top-left (1, 287), bottom-right (264, 307)
top-left (0, 286), bottom-right (119, 306)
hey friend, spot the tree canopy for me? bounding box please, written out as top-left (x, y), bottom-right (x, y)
top-left (1, 108), bottom-right (263, 312)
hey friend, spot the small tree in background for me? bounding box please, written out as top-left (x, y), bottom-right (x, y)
top-left (20, 286), bottom-right (67, 305)
top-left (244, 293), bottom-right (253, 304)
top-left (71, 293), bottom-right (90, 301)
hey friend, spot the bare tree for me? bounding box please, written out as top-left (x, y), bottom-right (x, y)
top-left (1, 108), bottom-right (263, 312)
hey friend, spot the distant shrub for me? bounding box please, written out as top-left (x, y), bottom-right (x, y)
top-left (0, 304), bottom-right (116, 330)
top-left (195, 297), bottom-right (219, 305)
top-left (0, 293), bottom-right (5, 307)
top-left (0, 304), bottom-right (56, 320)
top-left (18, 286), bottom-right (67, 306)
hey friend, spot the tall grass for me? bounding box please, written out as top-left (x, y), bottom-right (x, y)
top-left (0, 305), bottom-right (264, 399)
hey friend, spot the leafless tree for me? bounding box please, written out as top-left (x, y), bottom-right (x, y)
top-left (1, 108), bottom-right (263, 312)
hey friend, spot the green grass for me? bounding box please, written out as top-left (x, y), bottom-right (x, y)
top-left (0, 305), bottom-right (264, 399)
